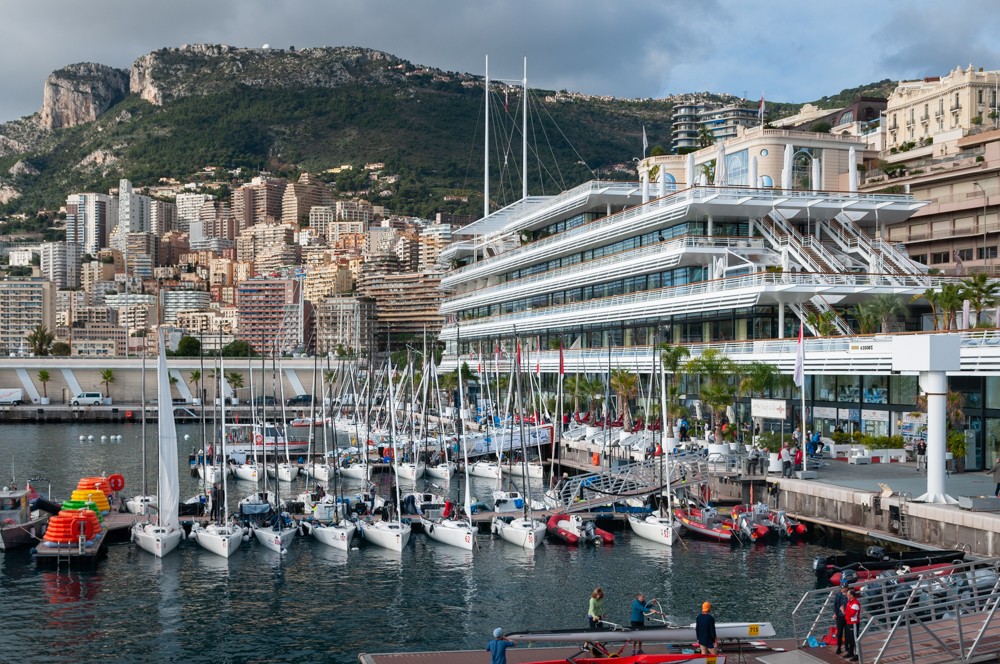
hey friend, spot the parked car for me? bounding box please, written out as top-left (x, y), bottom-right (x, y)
top-left (251, 396), bottom-right (276, 406)
top-left (71, 392), bottom-right (104, 406)
top-left (285, 394), bottom-right (313, 407)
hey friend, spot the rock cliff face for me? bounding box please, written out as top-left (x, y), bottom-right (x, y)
top-left (39, 63), bottom-right (129, 129)
top-left (129, 44), bottom-right (408, 105)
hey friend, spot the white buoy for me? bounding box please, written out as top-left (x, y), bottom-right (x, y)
top-left (88, 435), bottom-right (95, 441)
top-left (184, 434), bottom-right (190, 441)
top-left (101, 435), bottom-right (107, 441)
top-left (79, 435), bottom-right (85, 441)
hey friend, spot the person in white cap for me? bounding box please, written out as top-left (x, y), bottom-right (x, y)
top-left (486, 627), bottom-right (515, 664)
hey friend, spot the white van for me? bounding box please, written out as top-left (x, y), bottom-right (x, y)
top-left (71, 392), bottom-right (104, 406)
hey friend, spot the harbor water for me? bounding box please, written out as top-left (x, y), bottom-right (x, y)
top-left (0, 423), bottom-right (840, 662)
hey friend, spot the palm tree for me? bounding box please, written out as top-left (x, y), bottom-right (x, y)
top-left (659, 343), bottom-right (690, 439)
top-left (100, 369), bottom-right (115, 399)
top-left (189, 370), bottom-right (201, 403)
top-left (25, 324), bottom-right (55, 356)
top-left (961, 273), bottom-right (1000, 325)
top-left (564, 375), bottom-right (587, 417)
top-left (169, 374), bottom-right (179, 399)
top-left (609, 368), bottom-right (639, 430)
top-left (849, 301), bottom-right (878, 334)
top-left (584, 376), bottom-right (606, 420)
top-left (868, 294), bottom-right (907, 333)
top-left (911, 289), bottom-right (941, 331)
top-left (937, 283), bottom-right (966, 330)
top-left (37, 369), bottom-right (50, 400)
top-left (805, 310), bottom-right (839, 336)
top-left (684, 348), bottom-right (738, 442)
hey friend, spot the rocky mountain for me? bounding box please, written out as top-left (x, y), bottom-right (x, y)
top-left (0, 44), bottom-right (864, 222)
top-left (39, 62), bottom-right (129, 129)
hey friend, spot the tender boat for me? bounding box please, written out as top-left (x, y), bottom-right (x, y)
top-left (0, 485), bottom-right (53, 551)
top-left (546, 513), bottom-right (614, 546)
top-left (672, 506), bottom-right (734, 543)
top-left (815, 545), bottom-right (966, 581)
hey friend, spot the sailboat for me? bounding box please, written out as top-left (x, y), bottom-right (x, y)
top-left (420, 360), bottom-right (475, 551)
top-left (191, 352), bottom-right (247, 558)
top-left (233, 348), bottom-right (261, 482)
top-left (627, 356), bottom-right (680, 546)
top-left (308, 365), bottom-right (357, 552)
top-left (491, 336), bottom-right (546, 550)
top-left (268, 351), bottom-right (298, 483)
top-left (125, 351), bottom-right (156, 515)
top-left (131, 332), bottom-right (185, 557)
top-left (303, 354), bottom-right (333, 482)
top-left (358, 360), bottom-right (412, 552)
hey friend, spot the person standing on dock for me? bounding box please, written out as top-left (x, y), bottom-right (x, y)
top-left (780, 444), bottom-right (793, 478)
top-left (916, 440), bottom-right (927, 473)
top-left (587, 587), bottom-right (605, 630)
top-left (696, 601), bottom-right (718, 655)
top-left (486, 627), bottom-right (515, 664)
top-left (843, 588), bottom-right (861, 661)
top-left (833, 581), bottom-right (850, 655)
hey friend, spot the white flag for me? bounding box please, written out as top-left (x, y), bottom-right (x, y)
top-left (642, 125), bottom-right (648, 154)
top-left (793, 322), bottom-right (805, 388)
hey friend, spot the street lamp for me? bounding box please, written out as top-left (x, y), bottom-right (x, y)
top-left (974, 181), bottom-right (989, 271)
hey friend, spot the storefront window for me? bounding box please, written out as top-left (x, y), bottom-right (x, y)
top-left (985, 418), bottom-right (1000, 470)
top-left (815, 375), bottom-right (836, 401)
top-left (987, 377), bottom-right (1000, 409)
top-left (838, 377), bottom-right (860, 403)
top-left (863, 376), bottom-right (888, 404)
top-left (890, 375), bottom-right (918, 406)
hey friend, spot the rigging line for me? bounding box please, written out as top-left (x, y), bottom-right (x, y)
top-left (488, 92), bottom-right (514, 209)
top-left (530, 88), bottom-right (598, 181)
top-left (527, 91), bottom-right (565, 193)
top-left (459, 87), bottom-right (485, 206)
top-left (495, 91), bottom-right (522, 205)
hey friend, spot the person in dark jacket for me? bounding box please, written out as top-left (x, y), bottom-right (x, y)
top-left (833, 581), bottom-right (850, 655)
top-left (695, 601), bottom-right (718, 655)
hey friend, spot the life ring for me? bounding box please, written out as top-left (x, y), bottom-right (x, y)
top-left (72, 518), bottom-right (95, 540)
top-left (107, 473), bottom-right (126, 492)
top-left (255, 434), bottom-right (264, 444)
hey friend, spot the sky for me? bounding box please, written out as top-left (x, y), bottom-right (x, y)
top-left (2, 0), bottom-right (1000, 123)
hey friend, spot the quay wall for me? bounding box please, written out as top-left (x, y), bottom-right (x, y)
top-left (766, 477), bottom-right (999, 557)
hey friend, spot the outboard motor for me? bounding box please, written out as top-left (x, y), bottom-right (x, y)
top-left (866, 545), bottom-right (887, 560)
top-left (581, 520), bottom-right (598, 544)
top-left (840, 568), bottom-right (858, 586)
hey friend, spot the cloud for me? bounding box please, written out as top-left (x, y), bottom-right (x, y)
top-left (0, 0), bottom-right (998, 123)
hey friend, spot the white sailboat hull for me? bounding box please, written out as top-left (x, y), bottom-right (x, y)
top-left (310, 522), bottom-right (356, 551)
top-left (193, 523), bottom-right (245, 558)
top-left (267, 463), bottom-right (298, 482)
top-left (502, 461), bottom-right (544, 479)
top-left (132, 523), bottom-right (184, 558)
top-left (627, 514), bottom-right (680, 546)
top-left (395, 462), bottom-right (424, 481)
top-left (197, 465), bottom-right (223, 483)
top-left (233, 464), bottom-right (259, 483)
top-left (359, 519), bottom-right (411, 552)
top-left (470, 461), bottom-right (501, 479)
top-left (252, 523), bottom-right (297, 554)
top-left (338, 463), bottom-right (370, 480)
top-left (303, 463), bottom-right (333, 482)
top-left (421, 517), bottom-right (474, 551)
top-left (125, 495), bottom-right (157, 515)
top-left (425, 462), bottom-right (456, 480)
top-left (493, 516), bottom-right (545, 550)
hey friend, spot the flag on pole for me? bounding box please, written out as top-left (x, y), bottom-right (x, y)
top-left (642, 125), bottom-right (648, 156)
top-left (758, 94), bottom-right (766, 126)
top-left (793, 322), bottom-right (805, 388)
top-left (558, 340), bottom-right (565, 375)
top-left (504, 90), bottom-right (509, 113)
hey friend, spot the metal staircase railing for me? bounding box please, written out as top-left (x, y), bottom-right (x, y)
top-left (764, 210), bottom-right (850, 275)
top-left (789, 298), bottom-right (856, 337)
top-left (825, 214), bottom-right (931, 286)
top-left (792, 557), bottom-right (1000, 663)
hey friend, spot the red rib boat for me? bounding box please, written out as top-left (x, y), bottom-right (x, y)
top-left (546, 513), bottom-right (614, 545)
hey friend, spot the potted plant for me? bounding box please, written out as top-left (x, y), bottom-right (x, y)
top-left (757, 431), bottom-right (783, 473)
top-left (189, 370), bottom-right (201, 405)
top-left (37, 369), bottom-right (50, 405)
top-left (100, 369), bottom-right (115, 405)
top-left (226, 371), bottom-right (244, 405)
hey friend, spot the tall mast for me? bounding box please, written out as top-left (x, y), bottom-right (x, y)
top-left (484, 55), bottom-right (490, 219)
top-left (522, 56), bottom-right (528, 200)
top-left (140, 345), bottom-right (147, 499)
top-left (220, 351), bottom-right (229, 523)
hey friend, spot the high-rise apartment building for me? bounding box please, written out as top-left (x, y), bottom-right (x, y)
top-left (175, 192), bottom-right (214, 233)
top-left (235, 278), bottom-right (303, 353)
top-left (236, 223), bottom-right (297, 271)
top-left (230, 176), bottom-right (287, 231)
top-left (110, 180), bottom-right (152, 252)
top-left (40, 241), bottom-right (82, 288)
top-left (161, 289), bottom-right (211, 325)
top-left (65, 193), bottom-right (116, 255)
top-left (150, 199), bottom-right (178, 235)
top-left (314, 295), bottom-right (375, 355)
top-left (281, 173), bottom-right (331, 225)
top-left (0, 279), bottom-right (56, 356)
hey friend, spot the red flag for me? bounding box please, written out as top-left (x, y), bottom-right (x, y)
top-left (559, 340), bottom-right (565, 375)
top-left (516, 341), bottom-right (521, 366)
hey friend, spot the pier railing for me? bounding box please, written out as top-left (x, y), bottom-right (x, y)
top-left (791, 557), bottom-right (1000, 663)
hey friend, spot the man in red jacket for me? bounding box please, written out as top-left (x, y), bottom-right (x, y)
top-left (843, 588), bottom-right (861, 661)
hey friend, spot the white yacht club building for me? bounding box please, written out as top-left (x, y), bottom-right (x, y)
top-left (437, 126), bottom-right (1000, 470)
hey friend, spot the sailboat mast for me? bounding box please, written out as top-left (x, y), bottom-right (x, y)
top-left (484, 54), bottom-right (489, 219)
top-left (220, 351), bottom-right (229, 523)
top-left (522, 56), bottom-right (528, 200)
top-left (512, 332), bottom-right (531, 518)
top-left (140, 345), bottom-right (147, 499)
top-left (386, 358), bottom-right (402, 520)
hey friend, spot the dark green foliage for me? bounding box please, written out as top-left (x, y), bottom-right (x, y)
top-left (174, 335), bottom-right (201, 356)
top-left (221, 339), bottom-right (255, 357)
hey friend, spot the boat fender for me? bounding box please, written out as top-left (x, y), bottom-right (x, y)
top-left (428, 524), bottom-right (434, 534)
top-left (1, 518), bottom-right (15, 527)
